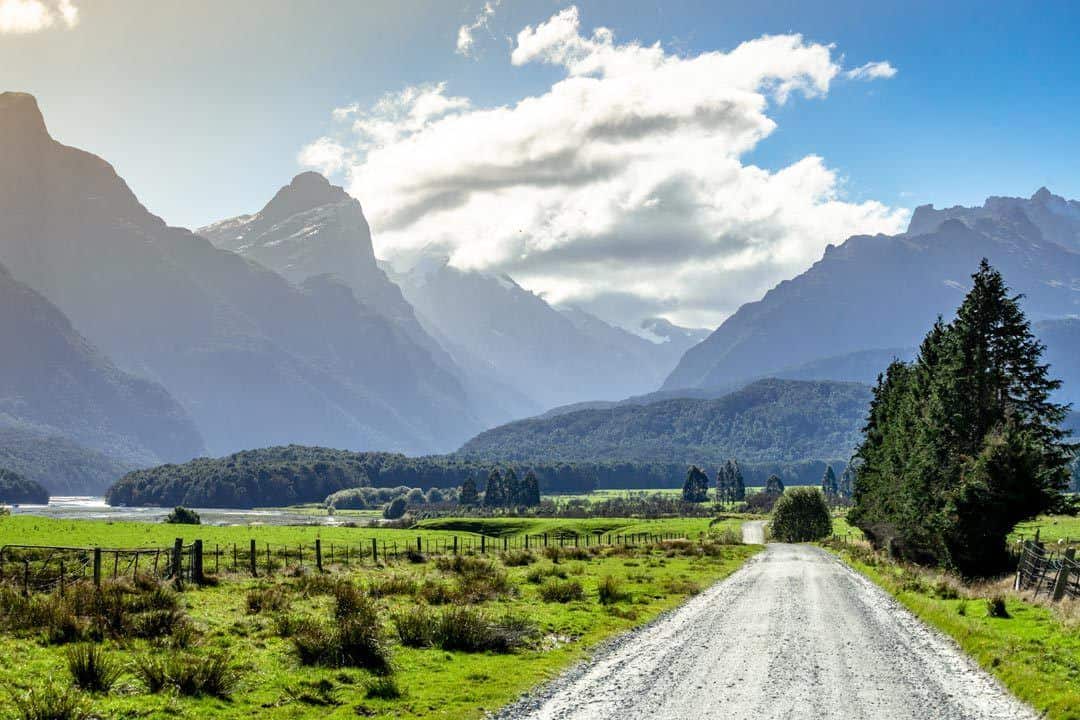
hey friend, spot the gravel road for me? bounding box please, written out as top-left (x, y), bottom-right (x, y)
top-left (495, 544), bottom-right (1037, 720)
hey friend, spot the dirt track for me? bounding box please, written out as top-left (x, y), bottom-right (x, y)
top-left (494, 544), bottom-right (1037, 720)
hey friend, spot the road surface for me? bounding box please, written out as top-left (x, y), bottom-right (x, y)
top-left (495, 544), bottom-right (1036, 720)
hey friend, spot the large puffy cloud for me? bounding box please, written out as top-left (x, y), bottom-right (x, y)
top-left (0, 0), bottom-right (77, 33)
top-left (300, 5), bottom-right (906, 329)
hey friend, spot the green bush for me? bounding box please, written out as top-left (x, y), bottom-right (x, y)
top-left (9, 685), bottom-right (88, 720)
top-left (133, 650), bottom-right (242, 698)
top-left (597, 576), bottom-right (630, 605)
top-left (391, 606), bottom-right (435, 648)
top-left (769, 487), bottom-right (832, 542)
top-left (538, 579), bottom-right (585, 603)
top-left (163, 506), bottom-right (200, 525)
top-left (66, 644), bottom-right (120, 693)
top-left (431, 607), bottom-right (535, 653)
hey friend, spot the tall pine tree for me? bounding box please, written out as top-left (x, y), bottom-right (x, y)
top-left (683, 466), bottom-right (709, 503)
top-left (483, 469), bottom-right (504, 508)
top-left (821, 465), bottom-right (838, 497)
top-left (850, 260), bottom-right (1070, 575)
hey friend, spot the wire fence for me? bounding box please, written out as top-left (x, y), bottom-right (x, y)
top-left (0, 531), bottom-right (687, 594)
top-left (1014, 538), bottom-right (1079, 601)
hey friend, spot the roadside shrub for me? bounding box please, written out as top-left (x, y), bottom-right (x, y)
top-left (391, 606), bottom-right (435, 648)
top-left (404, 548), bottom-right (426, 564)
top-left (293, 590), bottom-right (392, 673)
top-left (744, 492), bottom-right (780, 514)
top-left (501, 550), bottom-right (536, 567)
top-left (769, 488), bottom-right (832, 542)
top-left (163, 506), bottom-right (201, 525)
top-left (383, 497), bottom-right (408, 520)
top-left (434, 555), bottom-right (491, 575)
top-left (9, 685), bottom-right (88, 720)
top-left (368, 575), bottom-right (418, 598)
top-left (338, 614), bottom-right (394, 674)
top-left (455, 568), bottom-right (513, 603)
top-left (246, 585), bottom-right (291, 614)
top-left (660, 577), bottom-right (701, 596)
top-left (538, 579), bottom-right (585, 603)
top-left (986, 595), bottom-right (1010, 618)
top-left (597, 576), bottom-right (630, 605)
top-left (134, 650), bottom-right (242, 698)
top-left (417, 579), bottom-right (456, 605)
top-left (66, 644), bottom-right (120, 692)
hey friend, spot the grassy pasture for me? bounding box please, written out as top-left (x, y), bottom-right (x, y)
top-left (0, 525), bottom-right (760, 720)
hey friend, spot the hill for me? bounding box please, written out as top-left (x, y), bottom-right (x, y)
top-left (0, 467), bottom-right (49, 504)
top-left (458, 379), bottom-right (872, 466)
top-left (0, 427), bottom-right (134, 496)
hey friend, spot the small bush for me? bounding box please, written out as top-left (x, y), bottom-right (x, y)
top-left (597, 576), bottom-right (630, 605)
top-left (403, 548), bottom-right (426, 564)
top-left (364, 676), bottom-right (402, 700)
top-left (383, 497), bottom-right (408, 520)
top-left (538, 579), bottom-right (585, 603)
top-left (369, 575), bottom-right (418, 598)
top-left (163, 506), bottom-right (201, 525)
top-left (293, 591), bottom-right (392, 673)
top-left (432, 607), bottom-right (535, 653)
top-left (501, 550), bottom-right (536, 567)
top-left (391, 606), bottom-right (435, 648)
top-left (9, 685), bottom-right (88, 720)
top-left (417, 579), bottom-right (456, 605)
top-left (66, 644), bottom-right (120, 693)
top-left (134, 650), bottom-right (242, 698)
top-left (525, 565), bottom-right (567, 584)
top-left (986, 595), bottom-right (1010, 618)
top-left (246, 585), bottom-right (291, 614)
top-left (769, 488), bottom-right (831, 542)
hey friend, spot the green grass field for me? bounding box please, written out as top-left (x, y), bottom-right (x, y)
top-left (1011, 515), bottom-right (1080, 544)
top-left (0, 534), bottom-right (760, 719)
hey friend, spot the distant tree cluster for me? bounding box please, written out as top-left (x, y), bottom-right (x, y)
top-left (682, 466), bottom-right (710, 503)
top-left (850, 261), bottom-right (1071, 576)
top-left (715, 459), bottom-right (746, 504)
top-left (0, 467), bottom-right (49, 505)
top-left (483, 469), bottom-right (541, 508)
top-left (324, 485), bottom-right (460, 510)
top-left (820, 464), bottom-right (854, 506)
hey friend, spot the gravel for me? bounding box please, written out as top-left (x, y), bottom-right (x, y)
top-left (493, 544), bottom-right (1038, 720)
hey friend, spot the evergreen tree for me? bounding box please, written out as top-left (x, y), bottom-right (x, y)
top-left (731, 459), bottom-right (746, 501)
top-left (504, 467), bottom-right (520, 506)
top-left (821, 465), bottom-right (838, 497)
top-left (683, 465), bottom-right (709, 503)
top-left (483, 469), bottom-right (504, 508)
top-left (850, 260), bottom-right (1070, 575)
top-left (838, 463), bottom-right (856, 499)
top-left (523, 470), bottom-right (541, 506)
top-left (715, 464), bottom-right (731, 504)
top-left (459, 477), bottom-right (479, 506)
top-left (764, 474), bottom-right (785, 495)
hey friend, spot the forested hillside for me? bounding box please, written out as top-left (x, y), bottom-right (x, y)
top-left (459, 379), bottom-right (871, 466)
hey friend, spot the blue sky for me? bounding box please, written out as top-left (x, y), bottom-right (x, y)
top-left (2, 0), bottom-right (1079, 327)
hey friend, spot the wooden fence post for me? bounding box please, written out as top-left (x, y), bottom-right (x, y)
top-left (170, 538), bottom-right (182, 579)
top-left (193, 540), bottom-right (204, 584)
top-left (59, 560), bottom-right (66, 597)
top-left (250, 540), bottom-right (257, 577)
top-left (453, 536), bottom-right (458, 555)
top-left (1052, 548), bottom-right (1076, 601)
top-left (481, 535), bottom-right (486, 554)
top-left (372, 538), bottom-right (379, 564)
top-left (417, 537), bottom-right (422, 555)
top-left (315, 539), bottom-right (323, 573)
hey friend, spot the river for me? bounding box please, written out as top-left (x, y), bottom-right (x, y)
top-left (8, 496), bottom-right (361, 526)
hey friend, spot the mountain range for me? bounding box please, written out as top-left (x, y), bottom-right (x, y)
top-left (664, 188), bottom-right (1080, 402)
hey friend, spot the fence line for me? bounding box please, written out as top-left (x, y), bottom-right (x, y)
top-left (1014, 538), bottom-right (1079, 602)
top-left (0, 531), bottom-right (688, 593)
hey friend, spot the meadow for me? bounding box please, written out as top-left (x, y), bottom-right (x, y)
top-left (0, 520), bottom-right (759, 720)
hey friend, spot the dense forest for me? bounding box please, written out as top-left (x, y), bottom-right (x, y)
top-left (0, 427), bottom-right (134, 495)
top-left (458, 379), bottom-right (869, 466)
top-left (850, 261), bottom-right (1072, 576)
top-left (0, 467), bottom-right (49, 504)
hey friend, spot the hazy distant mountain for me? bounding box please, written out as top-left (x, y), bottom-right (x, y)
top-left (394, 257), bottom-right (705, 410)
top-left (0, 426), bottom-right (134, 495)
top-left (0, 261), bottom-right (202, 470)
top-left (639, 317), bottom-right (710, 347)
top-left (0, 92), bottom-right (483, 456)
top-left (665, 189), bottom-right (1080, 395)
top-left (459, 378), bottom-right (871, 466)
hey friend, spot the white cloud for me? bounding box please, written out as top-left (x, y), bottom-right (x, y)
top-left (301, 5), bottom-right (907, 328)
top-left (0, 0), bottom-right (77, 33)
top-left (456, 0), bottom-right (501, 58)
top-left (844, 60), bottom-right (897, 81)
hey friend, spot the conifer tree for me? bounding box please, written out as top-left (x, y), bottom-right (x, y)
top-left (523, 470), bottom-right (541, 506)
top-left (683, 465), bottom-right (709, 503)
top-left (764, 474), bottom-right (785, 495)
top-left (460, 476), bottom-right (479, 506)
top-left (504, 467), bottom-right (520, 506)
top-left (850, 260), bottom-right (1070, 574)
top-left (821, 465), bottom-right (838, 497)
top-left (731, 459), bottom-right (746, 501)
top-left (483, 469), bottom-right (504, 508)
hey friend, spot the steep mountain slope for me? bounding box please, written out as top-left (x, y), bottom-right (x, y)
top-left (0, 427), bottom-right (134, 495)
top-left (0, 261), bottom-right (202, 467)
top-left (200, 174), bottom-right (537, 427)
top-left (394, 258), bottom-right (704, 410)
top-left (0, 92), bottom-right (481, 455)
top-left (459, 378), bottom-right (871, 465)
top-left (665, 189), bottom-right (1080, 393)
